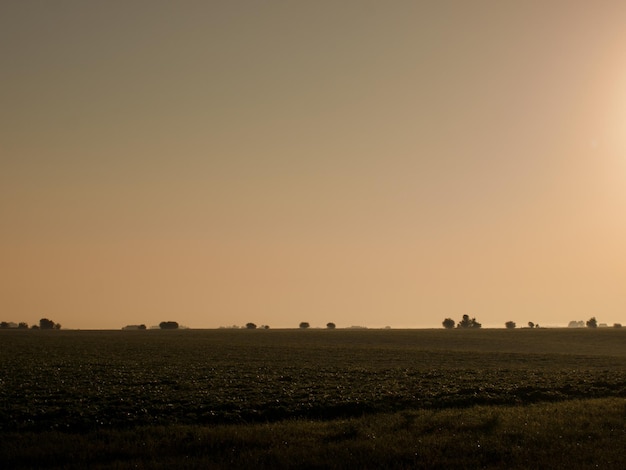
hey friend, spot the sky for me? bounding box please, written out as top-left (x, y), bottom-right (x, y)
top-left (2, 1), bottom-right (626, 330)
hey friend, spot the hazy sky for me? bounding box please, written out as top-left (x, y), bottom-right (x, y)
top-left (2, 1), bottom-right (625, 329)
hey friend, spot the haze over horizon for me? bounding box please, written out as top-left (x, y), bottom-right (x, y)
top-left (2, 1), bottom-right (626, 330)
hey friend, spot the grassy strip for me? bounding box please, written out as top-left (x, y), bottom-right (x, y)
top-left (2, 398), bottom-right (626, 469)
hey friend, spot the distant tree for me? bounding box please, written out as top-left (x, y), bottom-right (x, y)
top-left (457, 315), bottom-right (481, 329)
top-left (326, 322), bottom-right (336, 329)
top-left (18, 322), bottom-right (29, 329)
top-left (442, 318), bottom-right (455, 329)
top-left (39, 318), bottom-right (56, 330)
top-left (54, 323), bottom-right (61, 329)
top-left (586, 317), bottom-right (598, 328)
top-left (0, 322), bottom-right (9, 329)
top-left (159, 321), bottom-right (179, 330)
top-left (138, 324), bottom-right (147, 330)
top-left (505, 321), bottom-right (516, 329)
top-left (263, 325), bottom-right (270, 329)
top-left (31, 325), bottom-right (39, 330)
top-left (614, 323), bottom-right (622, 328)
top-left (299, 322), bottom-right (310, 329)
top-left (245, 322), bottom-right (257, 329)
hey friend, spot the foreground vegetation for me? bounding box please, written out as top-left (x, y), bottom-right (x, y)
top-left (2, 328), bottom-right (626, 468)
top-left (3, 398), bottom-right (626, 469)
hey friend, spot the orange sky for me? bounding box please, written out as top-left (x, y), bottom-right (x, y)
top-left (2, 1), bottom-right (625, 329)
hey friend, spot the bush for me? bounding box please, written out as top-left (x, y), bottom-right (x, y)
top-left (245, 323), bottom-right (257, 329)
top-left (299, 322), bottom-right (310, 329)
top-left (326, 322), bottom-right (336, 329)
top-left (505, 321), bottom-right (516, 329)
top-left (442, 318), bottom-right (455, 329)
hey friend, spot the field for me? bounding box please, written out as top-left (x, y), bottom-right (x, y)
top-left (2, 328), bottom-right (626, 468)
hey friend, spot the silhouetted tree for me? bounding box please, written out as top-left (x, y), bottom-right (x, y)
top-left (458, 315), bottom-right (470, 328)
top-left (614, 323), bottom-right (622, 328)
top-left (245, 322), bottom-right (257, 329)
top-left (457, 315), bottom-right (481, 329)
top-left (326, 322), bottom-right (336, 329)
top-left (442, 318), bottom-right (455, 329)
top-left (39, 318), bottom-right (56, 330)
top-left (18, 322), bottom-right (29, 329)
top-left (138, 324), bottom-right (147, 330)
top-left (505, 321), bottom-right (516, 329)
top-left (586, 317), bottom-right (598, 328)
top-left (159, 321), bottom-right (179, 330)
top-left (0, 322), bottom-right (9, 329)
top-left (299, 322), bottom-right (310, 329)
top-left (528, 322), bottom-right (535, 329)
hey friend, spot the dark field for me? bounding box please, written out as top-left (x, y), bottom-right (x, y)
top-left (2, 328), bottom-right (626, 468)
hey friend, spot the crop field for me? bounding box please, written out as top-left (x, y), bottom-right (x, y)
top-left (2, 328), bottom-right (626, 468)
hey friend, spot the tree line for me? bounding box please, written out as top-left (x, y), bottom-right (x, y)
top-left (442, 315), bottom-right (620, 329)
top-left (442, 315), bottom-right (482, 329)
top-left (242, 322), bottom-right (337, 329)
top-left (122, 322), bottom-right (180, 330)
top-left (0, 318), bottom-right (61, 330)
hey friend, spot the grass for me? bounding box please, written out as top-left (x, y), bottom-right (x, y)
top-left (1, 328), bottom-right (626, 467)
top-left (2, 398), bottom-right (625, 469)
